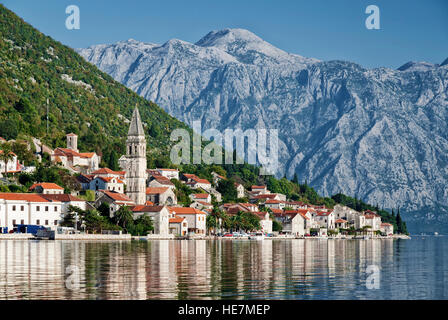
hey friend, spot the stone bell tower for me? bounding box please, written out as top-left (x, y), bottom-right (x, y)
top-left (66, 133), bottom-right (78, 152)
top-left (125, 107), bottom-right (147, 205)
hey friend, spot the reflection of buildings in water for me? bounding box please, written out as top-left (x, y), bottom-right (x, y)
top-left (327, 240), bottom-right (335, 277)
top-left (0, 241), bottom-right (69, 299)
top-left (193, 240), bottom-right (211, 298)
top-left (156, 240), bottom-right (176, 299)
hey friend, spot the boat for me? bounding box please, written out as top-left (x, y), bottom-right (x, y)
top-left (434, 232), bottom-right (439, 236)
top-left (249, 232), bottom-right (265, 240)
top-left (34, 228), bottom-right (55, 240)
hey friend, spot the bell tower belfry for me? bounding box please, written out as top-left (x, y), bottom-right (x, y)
top-left (125, 107), bottom-right (147, 205)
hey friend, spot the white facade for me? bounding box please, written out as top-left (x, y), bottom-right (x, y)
top-left (0, 194), bottom-right (62, 231)
top-left (132, 206), bottom-right (170, 236)
top-left (157, 169), bottom-right (179, 180)
top-left (235, 183), bottom-right (245, 198)
top-left (168, 208), bottom-right (207, 235)
top-left (0, 152), bottom-right (18, 175)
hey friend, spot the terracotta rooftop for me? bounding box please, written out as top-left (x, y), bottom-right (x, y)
top-left (29, 182), bottom-right (64, 191)
top-left (168, 207), bottom-right (206, 215)
top-left (146, 187), bottom-right (169, 195)
top-left (102, 191), bottom-right (133, 202)
top-left (0, 193), bottom-right (57, 203)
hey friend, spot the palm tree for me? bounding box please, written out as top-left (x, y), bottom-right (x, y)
top-left (0, 142), bottom-right (14, 178)
top-left (114, 206), bottom-right (134, 231)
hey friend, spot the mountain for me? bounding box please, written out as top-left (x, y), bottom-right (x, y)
top-left (0, 4), bottom-right (190, 169)
top-left (78, 29), bottom-right (448, 233)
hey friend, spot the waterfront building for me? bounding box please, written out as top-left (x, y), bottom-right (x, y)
top-left (41, 194), bottom-right (86, 214)
top-left (167, 207), bottom-right (207, 235)
top-left (255, 211), bottom-right (273, 234)
top-left (130, 205), bottom-right (170, 236)
top-left (169, 215), bottom-right (188, 236)
top-left (380, 223), bottom-right (394, 235)
top-left (0, 193), bottom-right (62, 231)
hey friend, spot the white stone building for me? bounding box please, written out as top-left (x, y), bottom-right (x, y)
top-left (51, 133), bottom-right (100, 174)
top-left (29, 182), bottom-right (64, 195)
top-left (0, 193), bottom-right (63, 231)
top-left (168, 207), bottom-right (207, 235)
top-left (131, 205), bottom-right (170, 236)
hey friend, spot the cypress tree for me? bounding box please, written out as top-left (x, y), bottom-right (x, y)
top-left (292, 173), bottom-right (299, 184)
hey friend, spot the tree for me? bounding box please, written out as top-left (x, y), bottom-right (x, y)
top-left (114, 206), bottom-right (134, 231)
top-left (292, 173), bottom-right (299, 185)
top-left (128, 214), bottom-right (154, 236)
top-left (216, 178), bottom-right (237, 202)
top-left (108, 150), bottom-right (119, 171)
top-left (0, 142), bottom-right (14, 177)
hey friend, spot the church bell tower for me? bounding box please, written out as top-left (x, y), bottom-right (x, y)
top-left (125, 107), bottom-right (147, 205)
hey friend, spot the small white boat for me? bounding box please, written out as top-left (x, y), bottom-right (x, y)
top-left (434, 232), bottom-right (439, 236)
top-left (249, 232), bottom-right (265, 240)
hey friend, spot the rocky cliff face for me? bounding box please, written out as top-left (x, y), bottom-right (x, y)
top-left (77, 29), bottom-right (448, 231)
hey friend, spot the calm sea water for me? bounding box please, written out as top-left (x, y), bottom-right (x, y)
top-left (0, 237), bottom-right (446, 300)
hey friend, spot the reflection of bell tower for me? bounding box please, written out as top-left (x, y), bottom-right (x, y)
top-left (125, 107), bottom-right (147, 205)
top-left (66, 133), bottom-right (78, 152)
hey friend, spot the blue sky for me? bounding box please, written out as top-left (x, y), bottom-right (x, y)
top-left (2, 0), bottom-right (447, 68)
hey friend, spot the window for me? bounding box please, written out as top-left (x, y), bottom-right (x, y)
top-left (12, 205), bottom-right (16, 211)
top-left (36, 206), bottom-right (40, 211)
top-left (36, 220), bottom-right (40, 225)
top-left (20, 206), bottom-right (24, 211)
top-left (54, 207), bottom-right (57, 212)
top-left (12, 219), bottom-right (16, 225)
top-left (45, 206), bottom-right (48, 212)
top-left (54, 220), bottom-right (58, 225)
top-left (45, 220), bottom-right (49, 225)
top-left (21, 219), bottom-right (24, 225)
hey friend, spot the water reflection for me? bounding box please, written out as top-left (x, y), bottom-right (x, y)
top-left (0, 238), bottom-right (446, 300)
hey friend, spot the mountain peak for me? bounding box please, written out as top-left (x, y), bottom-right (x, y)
top-left (441, 57), bottom-right (448, 67)
top-left (196, 28), bottom-right (263, 47)
top-left (397, 61), bottom-right (436, 72)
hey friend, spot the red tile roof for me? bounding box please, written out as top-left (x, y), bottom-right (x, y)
top-left (192, 193), bottom-right (210, 199)
top-left (251, 185), bottom-right (266, 189)
top-left (131, 205), bottom-right (165, 212)
top-left (29, 182), bottom-right (64, 191)
top-left (169, 216), bottom-right (186, 223)
top-left (0, 193), bottom-right (56, 203)
top-left (146, 187), bottom-right (169, 195)
top-left (41, 194), bottom-right (84, 202)
top-left (102, 191), bottom-right (133, 202)
top-left (168, 207), bottom-right (206, 215)
top-left (91, 168), bottom-right (122, 175)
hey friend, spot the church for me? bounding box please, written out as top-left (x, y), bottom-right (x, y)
top-left (121, 107), bottom-right (147, 205)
